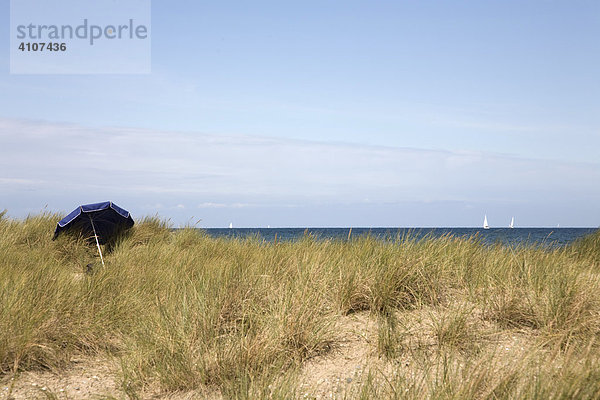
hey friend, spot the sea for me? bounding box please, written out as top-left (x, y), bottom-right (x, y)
top-left (200, 227), bottom-right (598, 248)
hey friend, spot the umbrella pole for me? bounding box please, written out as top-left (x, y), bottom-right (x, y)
top-left (89, 215), bottom-right (105, 267)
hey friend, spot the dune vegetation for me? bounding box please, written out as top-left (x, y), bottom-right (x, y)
top-left (1, 211), bottom-right (600, 399)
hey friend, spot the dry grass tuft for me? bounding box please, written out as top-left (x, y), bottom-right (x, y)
top-left (1, 213), bottom-right (599, 398)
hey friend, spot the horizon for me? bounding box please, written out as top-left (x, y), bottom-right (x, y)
top-left (199, 226), bottom-right (592, 229)
top-left (1, 1), bottom-right (599, 227)
top-left (8, 206), bottom-right (593, 230)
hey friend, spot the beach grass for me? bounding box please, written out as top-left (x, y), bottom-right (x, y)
top-left (1, 212), bottom-right (599, 398)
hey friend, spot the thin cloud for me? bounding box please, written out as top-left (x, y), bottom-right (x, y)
top-left (1, 118), bottom-right (599, 225)
top-left (197, 202), bottom-right (252, 209)
top-left (0, 177), bottom-right (42, 185)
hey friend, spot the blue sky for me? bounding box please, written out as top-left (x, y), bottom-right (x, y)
top-left (1, 1), bottom-right (599, 227)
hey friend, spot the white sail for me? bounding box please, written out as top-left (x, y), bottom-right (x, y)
top-left (483, 215), bottom-right (490, 229)
top-left (229, 222), bottom-right (233, 229)
top-left (509, 217), bottom-right (514, 229)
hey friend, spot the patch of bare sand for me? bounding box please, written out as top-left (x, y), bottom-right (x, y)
top-left (297, 312), bottom-right (388, 399)
top-left (0, 358), bottom-right (220, 400)
top-left (1, 357), bottom-right (121, 400)
top-left (296, 306), bottom-right (539, 399)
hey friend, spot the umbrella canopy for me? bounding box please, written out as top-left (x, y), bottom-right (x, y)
top-left (53, 201), bottom-right (134, 244)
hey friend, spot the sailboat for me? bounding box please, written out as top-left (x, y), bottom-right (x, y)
top-left (229, 222), bottom-right (233, 229)
top-left (509, 217), bottom-right (514, 229)
top-left (483, 215), bottom-right (490, 230)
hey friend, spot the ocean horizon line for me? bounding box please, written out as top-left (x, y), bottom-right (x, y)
top-left (193, 226), bottom-right (598, 229)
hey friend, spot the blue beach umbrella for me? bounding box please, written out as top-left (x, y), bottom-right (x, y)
top-left (53, 201), bottom-right (134, 266)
